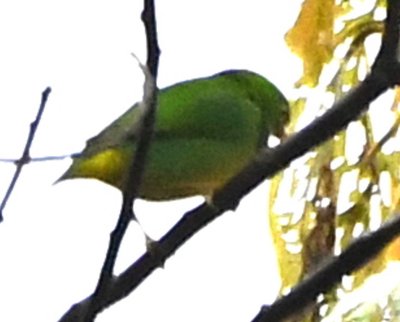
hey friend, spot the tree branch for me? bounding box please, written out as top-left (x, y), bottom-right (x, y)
top-left (251, 212), bottom-right (400, 322)
top-left (58, 1), bottom-right (160, 321)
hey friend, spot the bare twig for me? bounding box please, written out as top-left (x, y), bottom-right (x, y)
top-left (0, 87), bottom-right (51, 221)
top-left (0, 154), bottom-right (72, 163)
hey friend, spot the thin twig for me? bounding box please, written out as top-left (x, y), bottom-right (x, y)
top-left (0, 154), bottom-right (72, 163)
top-left (75, 1), bottom-right (160, 321)
top-left (0, 87), bottom-right (51, 221)
top-left (361, 112), bottom-right (400, 163)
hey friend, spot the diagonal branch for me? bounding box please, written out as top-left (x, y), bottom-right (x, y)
top-left (0, 87), bottom-right (51, 222)
top-left (251, 212), bottom-right (400, 322)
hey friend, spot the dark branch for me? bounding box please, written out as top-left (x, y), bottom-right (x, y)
top-left (0, 87), bottom-right (51, 222)
top-left (60, 203), bottom-right (220, 322)
top-left (59, 1), bottom-right (161, 321)
top-left (373, 0), bottom-right (400, 78)
top-left (142, 0), bottom-right (161, 77)
top-left (251, 213), bottom-right (400, 321)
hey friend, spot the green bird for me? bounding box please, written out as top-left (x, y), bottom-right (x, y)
top-left (59, 70), bottom-right (290, 200)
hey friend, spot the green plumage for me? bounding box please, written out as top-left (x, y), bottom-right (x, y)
top-left (59, 70), bottom-right (290, 200)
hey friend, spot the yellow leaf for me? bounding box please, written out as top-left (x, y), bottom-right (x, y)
top-left (386, 235), bottom-right (400, 262)
top-left (285, 0), bottom-right (334, 87)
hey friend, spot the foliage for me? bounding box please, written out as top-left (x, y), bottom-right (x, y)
top-left (270, 0), bottom-right (400, 320)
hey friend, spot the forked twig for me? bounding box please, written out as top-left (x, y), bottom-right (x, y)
top-left (0, 87), bottom-right (51, 221)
